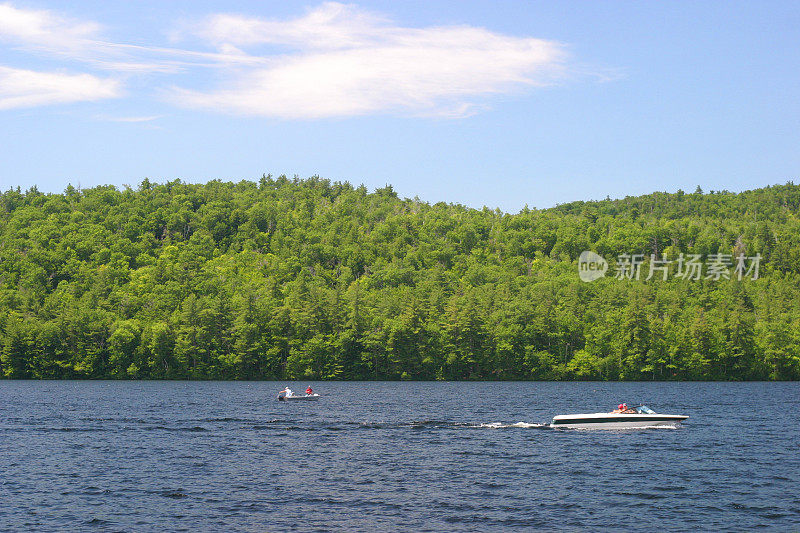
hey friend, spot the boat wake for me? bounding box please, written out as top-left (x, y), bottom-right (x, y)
top-left (356, 420), bottom-right (550, 430)
top-left (477, 422), bottom-right (548, 429)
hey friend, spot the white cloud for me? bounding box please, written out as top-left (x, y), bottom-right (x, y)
top-left (0, 3), bottom-right (193, 73)
top-left (95, 114), bottom-right (162, 123)
top-left (172, 2), bottom-right (568, 118)
top-left (0, 2), bottom-right (580, 118)
top-left (192, 2), bottom-right (389, 50)
top-left (0, 66), bottom-right (120, 110)
top-left (0, 2), bottom-right (101, 52)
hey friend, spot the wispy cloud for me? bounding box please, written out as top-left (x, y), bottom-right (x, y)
top-left (0, 2), bottom-right (121, 109)
top-left (173, 2), bottom-right (568, 118)
top-left (0, 2), bottom-right (200, 75)
top-left (191, 2), bottom-right (390, 50)
top-left (0, 2), bottom-right (100, 51)
top-left (0, 66), bottom-right (120, 110)
top-left (0, 1), bottom-right (585, 118)
top-left (94, 114), bottom-right (162, 123)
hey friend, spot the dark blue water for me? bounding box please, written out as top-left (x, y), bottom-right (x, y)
top-left (1, 381), bottom-right (798, 532)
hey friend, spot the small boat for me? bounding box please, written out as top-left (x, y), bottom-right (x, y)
top-left (277, 393), bottom-right (320, 402)
top-left (550, 405), bottom-right (687, 429)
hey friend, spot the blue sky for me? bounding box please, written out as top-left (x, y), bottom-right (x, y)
top-left (1, 1), bottom-right (798, 212)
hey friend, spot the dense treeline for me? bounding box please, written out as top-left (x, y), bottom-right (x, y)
top-left (1, 176), bottom-right (799, 380)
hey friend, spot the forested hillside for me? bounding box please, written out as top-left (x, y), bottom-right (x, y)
top-left (1, 177), bottom-right (799, 380)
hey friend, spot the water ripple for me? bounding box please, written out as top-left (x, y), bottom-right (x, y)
top-left (0, 381), bottom-right (798, 532)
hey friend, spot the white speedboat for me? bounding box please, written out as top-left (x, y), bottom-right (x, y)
top-left (277, 393), bottom-right (320, 402)
top-left (551, 405), bottom-right (687, 429)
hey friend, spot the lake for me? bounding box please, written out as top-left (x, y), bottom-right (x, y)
top-left (1, 381), bottom-right (798, 531)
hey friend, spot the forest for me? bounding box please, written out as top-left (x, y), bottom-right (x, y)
top-left (1, 176), bottom-right (799, 380)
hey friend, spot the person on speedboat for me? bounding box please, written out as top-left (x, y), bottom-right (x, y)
top-left (279, 386), bottom-right (293, 398)
top-left (612, 403), bottom-right (635, 414)
top-left (305, 386), bottom-right (313, 395)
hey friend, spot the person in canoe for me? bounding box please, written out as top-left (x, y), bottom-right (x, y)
top-left (305, 386), bottom-right (313, 395)
top-left (279, 386), bottom-right (293, 398)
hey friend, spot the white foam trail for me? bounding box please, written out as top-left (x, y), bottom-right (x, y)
top-left (510, 422), bottom-right (542, 428)
top-left (478, 421), bottom-right (545, 429)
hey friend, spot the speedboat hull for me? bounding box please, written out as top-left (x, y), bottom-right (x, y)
top-left (278, 394), bottom-right (320, 401)
top-left (551, 412), bottom-right (687, 429)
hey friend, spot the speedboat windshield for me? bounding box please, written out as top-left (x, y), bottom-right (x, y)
top-left (636, 405), bottom-right (655, 414)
